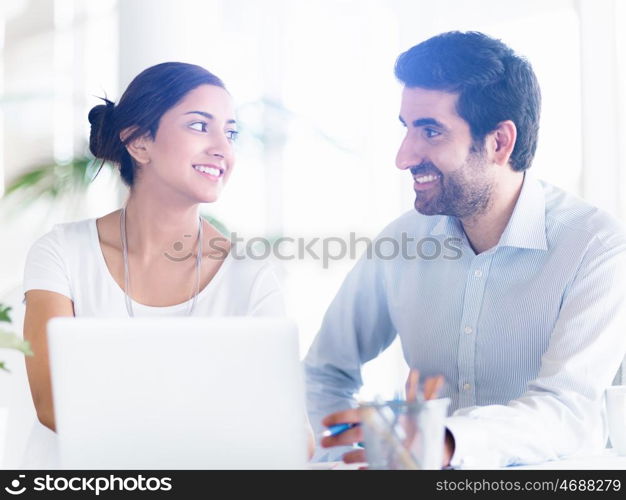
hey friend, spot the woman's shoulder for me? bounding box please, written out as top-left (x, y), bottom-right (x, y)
top-left (23, 218), bottom-right (97, 299)
top-left (215, 247), bottom-right (285, 315)
top-left (219, 245), bottom-right (282, 287)
top-left (30, 218), bottom-right (95, 252)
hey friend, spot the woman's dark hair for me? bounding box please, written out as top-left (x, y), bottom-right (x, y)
top-left (394, 31), bottom-right (541, 171)
top-left (88, 62), bottom-right (226, 187)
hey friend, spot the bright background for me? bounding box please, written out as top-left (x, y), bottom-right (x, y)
top-left (1, 0), bottom-right (625, 466)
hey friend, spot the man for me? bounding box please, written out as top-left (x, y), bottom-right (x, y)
top-left (304, 31), bottom-right (626, 468)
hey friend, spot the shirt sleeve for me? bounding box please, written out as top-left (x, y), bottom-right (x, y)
top-left (247, 262), bottom-right (286, 317)
top-left (446, 236), bottom-right (626, 468)
top-left (22, 225), bottom-right (73, 302)
top-left (304, 252), bottom-right (397, 444)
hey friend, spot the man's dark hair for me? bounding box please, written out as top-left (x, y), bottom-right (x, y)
top-left (394, 31), bottom-right (541, 171)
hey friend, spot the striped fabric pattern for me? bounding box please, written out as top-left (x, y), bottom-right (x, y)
top-left (305, 173), bottom-right (626, 467)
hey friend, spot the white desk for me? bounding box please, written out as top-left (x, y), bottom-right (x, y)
top-left (507, 449), bottom-right (626, 470)
top-left (310, 450), bottom-right (626, 470)
top-left (13, 420), bottom-right (626, 470)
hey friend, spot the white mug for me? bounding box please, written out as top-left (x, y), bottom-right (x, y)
top-left (606, 385), bottom-right (626, 456)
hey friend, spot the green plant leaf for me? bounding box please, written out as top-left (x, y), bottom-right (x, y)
top-left (2, 155), bottom-right (113, 208)
top-left (0, 329), bottom-right (34, 356)
top-left (0, 305), bottom-right (12, 323)
top-left (0, 303), bottom-right (34, 372)
top-left (3, 167), bottom-right (49, 196)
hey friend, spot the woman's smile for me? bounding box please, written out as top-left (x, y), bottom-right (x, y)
top-left (192, 163), bottom-right (225, 181)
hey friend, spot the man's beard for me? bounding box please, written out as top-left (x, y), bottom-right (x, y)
top-left (411, 149), bottom-right (493, 219)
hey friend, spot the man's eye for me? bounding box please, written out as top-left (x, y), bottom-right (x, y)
top-left (189, 122), bottom-right (207, 132)
top-left (226, 130), bottom-right (239, 141)
top-left (425, 128), bottom-right (441, 138)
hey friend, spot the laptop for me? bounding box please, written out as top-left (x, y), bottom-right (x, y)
top-left (46, 317), bottom-right (307, 469)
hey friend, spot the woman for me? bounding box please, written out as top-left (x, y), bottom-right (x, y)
top-left (22, 62), bottom-right (314, 457)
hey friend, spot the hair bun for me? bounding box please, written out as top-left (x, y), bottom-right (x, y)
top-left (88, 98), bottom-right (115, 125)
top-left (88, 98), bottom-right (120, 162)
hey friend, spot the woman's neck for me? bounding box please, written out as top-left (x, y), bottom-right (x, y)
top-left (123, 186), bottom-right (202, 264)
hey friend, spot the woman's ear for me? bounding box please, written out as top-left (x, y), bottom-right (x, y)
top-left (120, 127), bottom-right (151, 165)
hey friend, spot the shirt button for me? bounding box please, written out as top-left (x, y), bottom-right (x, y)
top-left (463, 383), bottom-right (471, 391)
top-left (474, 269), bottom-right (483, 277)
top-left (464, 326), bottom-right (473, 334)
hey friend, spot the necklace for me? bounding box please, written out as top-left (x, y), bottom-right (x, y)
top-left (119, 206), bottom-right (203, 317)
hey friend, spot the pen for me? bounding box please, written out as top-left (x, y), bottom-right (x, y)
top-left (322, 422), bottom-right (361, 437)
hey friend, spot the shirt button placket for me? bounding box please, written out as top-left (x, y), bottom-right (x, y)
top-left (458, 257), bottom-right (491, 408)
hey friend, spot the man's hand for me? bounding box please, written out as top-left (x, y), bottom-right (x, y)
top-left (320, 408), bottom-right (366, 464)
top-left (320, 370), bottom-right (454, 467)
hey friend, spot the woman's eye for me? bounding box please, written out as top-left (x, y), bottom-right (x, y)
top-left (189, 122), bottom-right (207, 132)
top-left (425, 128), bottom-right (441, 139)
top-left (226, 130), bottom-right (239, 141)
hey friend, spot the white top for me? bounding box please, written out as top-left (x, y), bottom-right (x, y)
top-left (22, 218), bottom-right (284, 317)
top-left (20, 217), bottom-right (285, 468)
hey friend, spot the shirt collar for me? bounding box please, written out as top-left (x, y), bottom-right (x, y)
top-left (497, 172), bottom-right (548, 251)
top-left (430, 214), bottom-right (465, 240)
top-left (429, 172), bottom-right (548, 251)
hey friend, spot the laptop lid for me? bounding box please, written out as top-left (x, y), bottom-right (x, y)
top-left (47, 317), bottom-right (307, 469)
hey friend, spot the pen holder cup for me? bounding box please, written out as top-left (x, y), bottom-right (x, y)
top-left (359, 397), bottom-right (450, 470)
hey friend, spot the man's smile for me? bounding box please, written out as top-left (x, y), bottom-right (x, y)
top-left (411, 164), bottom-right (442, 192)
top-left (413, 173), bottom-right (441, 191)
